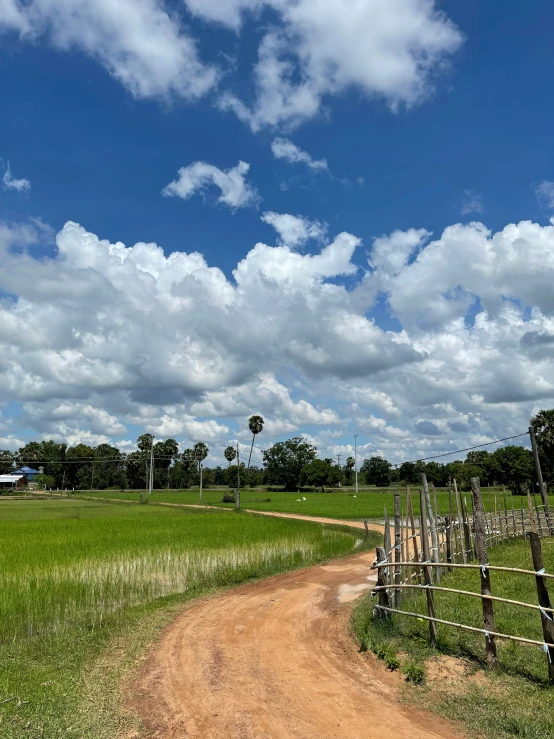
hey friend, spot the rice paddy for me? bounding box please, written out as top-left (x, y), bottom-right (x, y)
top-left (75, 487), bottom-right (554, 521)
top-left (0, 498), bottom-right (375, 738)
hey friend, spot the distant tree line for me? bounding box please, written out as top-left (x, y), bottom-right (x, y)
top-left (1, 409), bottom-right (551, 494)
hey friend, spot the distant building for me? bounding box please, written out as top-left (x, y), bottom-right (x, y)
top-left (13, 466), bottom-right (40, 480)
top-left (0, 474), bottom-right (25, 489)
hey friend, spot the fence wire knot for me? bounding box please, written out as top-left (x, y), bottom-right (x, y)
top-left (543, 643), bottom-right (552, 662)
top-left (539, 606), bottom-right (553, 622)
top-left (480, 563), bottom-right (489, 577)
top-left (536, 568), bottom-right (546, 576)
top-left (483, 630), bottom-right (490, 641)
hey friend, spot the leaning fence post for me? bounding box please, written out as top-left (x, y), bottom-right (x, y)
top-left (422, 473), bottom-right (441, 581)
top-left (364, 520), bottom-right (369, 539)
top-left (384, 507), bottom-right (392, 585)
top-left (528, 532), bottom-right (554, 683)
top-left (419, 487), bottom-right (437, 645)
top-left (529, 425), bottom-right (553, 536)
top-left (471, 477), bottom-right (497, 669)
top-left (375, 546), bottom-right (390, 614)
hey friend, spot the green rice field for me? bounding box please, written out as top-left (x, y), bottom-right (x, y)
top-left (75, 487), bottom-right (554, 521)
top-left (0, 498), bottom-right (376, 738)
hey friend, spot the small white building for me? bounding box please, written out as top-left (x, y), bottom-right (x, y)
top-left (0, 474), bottom-right (25, 490)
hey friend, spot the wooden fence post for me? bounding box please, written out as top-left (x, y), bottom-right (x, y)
top-left (529, 425), bottom-right (554, 536)
top-left (445, 514), bottom-right (452, 571)
top-left (422, 473), bottom-right (441, 581)
top-left (375, 546), bottom-right (390, 615)
top-left (364, 520), bottom-right (369, 539)
top-left (419, 487), bottom-right (437, 645)
top-left (528, 532), bottom-right (554, 683)
top-left (461, 495), bottom-right (472, 562)
top-left (407, 490), bottom-right (422, 585)
top-left (394, 491), bottom-right (402, 608)
top-left (471, 477), bottom-right (497, 669)
top-left (384, 508), bottom-right (392, 585)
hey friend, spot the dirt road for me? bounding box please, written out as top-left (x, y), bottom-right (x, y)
top-left (131, 546), bottom-right (461, 739)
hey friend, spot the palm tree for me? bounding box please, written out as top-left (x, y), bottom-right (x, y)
top-left (224, 445), bottom-right (236, 468)
top-left (247, 415), bottom-right (264, 469)
top-left (193, 442), bottom-right (209, 502)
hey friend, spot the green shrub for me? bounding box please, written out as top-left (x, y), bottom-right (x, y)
top-left (385, 652), bottom-right (400, 671)
top-left (402, 661), bottom-right (426, 684)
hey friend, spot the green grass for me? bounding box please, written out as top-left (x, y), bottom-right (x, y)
top-left (0, 498), bottom-right (378, 738)
top-left (75, 487), bottom-right (554, 521)
top-left (353, 537), bottom-right (554, 738)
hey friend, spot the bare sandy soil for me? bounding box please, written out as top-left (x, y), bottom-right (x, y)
top-left (130, 543), bottom-right (462, 739)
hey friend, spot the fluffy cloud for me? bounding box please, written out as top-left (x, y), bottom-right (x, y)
top-left (2, 1), bottom-right (462, 129)
top-left (0, 0), bottom-right (217, 101)
top-left (1, 214), bottom-right (554, 463)
top-left (261, 211), bottom-right (326, 248)
top-left (271, 138), bottom-right (329, 172)
top-left (2, 162), bottom-right (31, 192)
top-left (162, 160), bottom-right (258, 209)
top-left (216, 0), bottom-right (463, 129)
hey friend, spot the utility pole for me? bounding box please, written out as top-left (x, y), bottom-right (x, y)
top-left (337, 454), bottom-right (342, 488)
top-left (236, 441), bottom-right (241, 510)
top-left (148, 442), bottom-right (154, 500)
top-left (354, 435), bottom-right (358, 495)
top-left (199, 460), bottom-right (203, 502)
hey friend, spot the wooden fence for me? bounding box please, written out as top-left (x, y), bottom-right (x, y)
top-left (371, 474), bottom-right (554, 681)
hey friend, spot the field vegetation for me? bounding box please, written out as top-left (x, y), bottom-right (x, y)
top-left (76, 487), bottom-right (554, 520)
top-left (0, 498), bottom-right (376, 738)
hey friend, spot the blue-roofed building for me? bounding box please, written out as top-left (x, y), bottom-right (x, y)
top-left (14, 466), bottom-right (40, 480)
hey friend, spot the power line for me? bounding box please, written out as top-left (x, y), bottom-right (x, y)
top-left (392, 432), bottom-right (528, 467)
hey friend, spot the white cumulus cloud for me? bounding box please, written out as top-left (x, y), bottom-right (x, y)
top-left (162, 160), bottom-right (259, 209)
top-left (1, 214), bottom-right (554, 463)
top-left (261, 212), bottom-right (326, 248)
top-left (271, 138), bottom-right (328, 172)
top-left (216, 0), bottom-right (463, 129)
top-left (0, 0), bottom-right (217, 102)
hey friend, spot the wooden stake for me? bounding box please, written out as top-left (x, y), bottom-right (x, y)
top-left (503, 486), bottom-right (509, 542)
top-left (529, 425), bottom-right (553, 536)
top-left (419, 487), bottom-right (437, 645)
top-left (407, 490), bottom-right (422, 585)
top-left (454, 479), bottom-right (466, 562)
top-left (394, 492), bottom-right (402, 608)
top-left (461, 495), bottom-right (472, 562)
top-left (384, 507), bottom-right (392, 585)
top-left (471, 477), bottom-right (497, 669)
top-left (527, 489), bottom-right (537, 535)
top-left (528, 531), bottom-right (554, 683)
top-left (422, 473), bottom-right (441, 581)
top-left (375, 546), bottom-right (390, 614)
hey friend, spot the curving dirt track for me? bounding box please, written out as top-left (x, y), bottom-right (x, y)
top-left (131, 538), bottom-right (462, 739)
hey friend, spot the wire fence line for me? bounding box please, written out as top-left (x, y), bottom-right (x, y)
top-left (370, 473), bottom-right (554, 681)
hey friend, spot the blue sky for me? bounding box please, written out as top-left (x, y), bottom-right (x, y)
top-left (1, 0), bottom-right (554, 465)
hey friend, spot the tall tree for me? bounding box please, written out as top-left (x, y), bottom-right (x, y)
top-left (247, 415), bottom-right (264, 469)
top-left (224, 445), bottom-right (237, 468)
top-left (301, 458), bottom-right (341, 492)
top-left (490, 445), bottom-right (535, 494)
top-left (263, 437), bottom-right (317, 490)
top-left (361, 456), bottom-right (392, 486)
top-left (344, 456), bottom-right (355, 485)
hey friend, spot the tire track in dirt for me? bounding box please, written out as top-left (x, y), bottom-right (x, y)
top-left (130, 547), bottom-right (463, 739)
